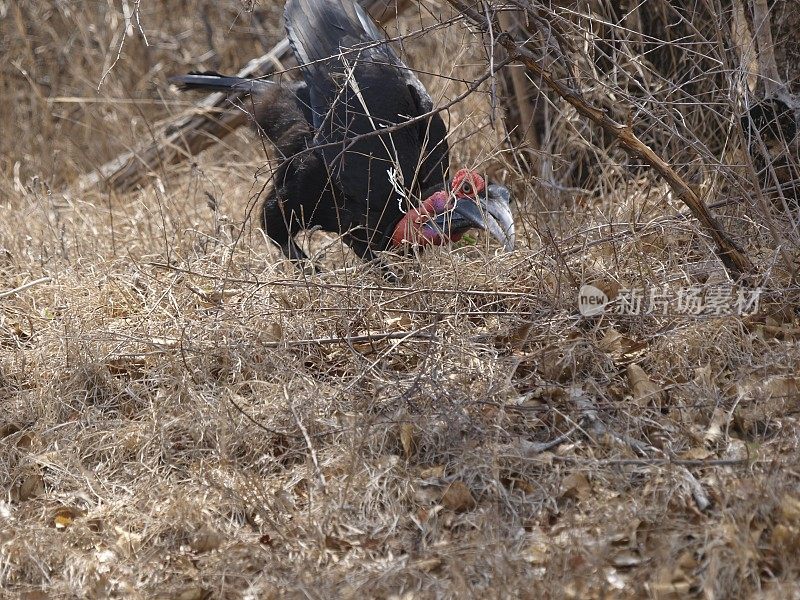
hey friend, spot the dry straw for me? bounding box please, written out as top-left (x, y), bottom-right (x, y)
top-left (1, 0), bottom-right (799, 597)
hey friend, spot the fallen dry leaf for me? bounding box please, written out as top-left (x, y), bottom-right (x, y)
top-left (419, 465), bottom-right (445, 479)
top-left (17, 471), bottom-right (44, 501)
top-left (560, 472), bottom-right (591, 502)
top-left (175, 586), bottom-right (210, 600)
top-left (704, 408), bottom-right (729, 447)
top-left (325, 534), bottom-right (353, 552)
top-left (627, 364), bottom-right (666, 407)
top-left (523, 541), bottom-right (550, 565)
top-left (412, 557), bottom-right (443, 572)
top-left (51, 506), bottom-right (83, 530)
top-left (441, 481), bottom-right (476, 512)
top-left (400, 423), bottom-right (418, 459)
top-left (780, 494), bottom-right (800, 523)
top-left (191, 525), bottom-right (224, 553)
top-left (115, 526), bottom-right (143, 555)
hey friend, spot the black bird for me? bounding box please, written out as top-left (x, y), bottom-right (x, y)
top-left (170, 0), bottom-right (515, 266)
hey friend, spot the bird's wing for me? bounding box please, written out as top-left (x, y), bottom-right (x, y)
top-left (284, 0), bottom-right (449, 246)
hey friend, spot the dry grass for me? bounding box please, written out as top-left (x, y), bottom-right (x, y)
top-left (2, 0), bottom-right (800, 598)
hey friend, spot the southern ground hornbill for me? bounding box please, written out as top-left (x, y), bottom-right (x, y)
top-left (171, 0), bottom-right (515, 268)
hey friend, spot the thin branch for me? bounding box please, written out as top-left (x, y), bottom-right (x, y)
top-left (0, 277), bottom-right (52, 300)
top-left (448, 0), bottom-right (756, 280)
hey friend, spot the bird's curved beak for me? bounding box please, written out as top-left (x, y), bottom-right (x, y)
top-left (431, 184), bottom-right (515, 251)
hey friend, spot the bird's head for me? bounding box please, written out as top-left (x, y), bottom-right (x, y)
top-left (390, 169), bottom-right (515, 251)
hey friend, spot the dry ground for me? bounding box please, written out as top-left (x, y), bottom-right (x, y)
top-left (1, 1), bottom-right (800, 598)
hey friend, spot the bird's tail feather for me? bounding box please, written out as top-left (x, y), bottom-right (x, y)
top-left (168, 71), bottom-right (273, 94)
top-left (171, 70), bottom-right (313, 163)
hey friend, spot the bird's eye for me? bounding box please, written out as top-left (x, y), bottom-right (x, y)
top-left (460, 181), bottom-right (473, 195)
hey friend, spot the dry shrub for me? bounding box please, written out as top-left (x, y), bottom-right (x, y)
top-left (1, 0), bottom-right (799, 598)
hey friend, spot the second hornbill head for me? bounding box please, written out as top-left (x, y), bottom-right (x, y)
top-left (390, 169), bottom-right (515, 252)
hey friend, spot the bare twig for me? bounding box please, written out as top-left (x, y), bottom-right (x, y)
top-left (448, 0), bottom-right (756, 280)
top-left (288, 386), bottom-right (327, 494)
top-left (0, 277), bottom-right (52, 300)
top-left (679, 466), bottom-right (712, 511)
top-left (750, 0), bottom-right (785, 98)
top-left (75, 0), bottom-right (412, 193)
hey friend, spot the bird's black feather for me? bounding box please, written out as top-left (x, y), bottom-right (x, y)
top-left (283, 0), bottom-right (450, 252)
top-left (171, 0), bottom-right (454, 262)
top-left (168, 71), bottom-right (275, 94)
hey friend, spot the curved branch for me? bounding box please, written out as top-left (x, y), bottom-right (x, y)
top-left (448, 0), bottom-right (755, 280)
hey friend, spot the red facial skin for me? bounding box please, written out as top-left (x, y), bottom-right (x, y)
top-left (391, 169), bottom-right (486, 247)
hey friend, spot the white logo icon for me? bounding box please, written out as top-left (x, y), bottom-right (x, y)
top-left (578, 284), bottom-right (608, 316)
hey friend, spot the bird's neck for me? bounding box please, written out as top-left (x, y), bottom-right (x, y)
top-left (390, 206), bottom-right (430, 247)
top-left (389, 191), bottom-right (451, 248)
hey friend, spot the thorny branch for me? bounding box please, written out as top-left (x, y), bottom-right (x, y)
top-left (448, 0), bottom-right (756, 281)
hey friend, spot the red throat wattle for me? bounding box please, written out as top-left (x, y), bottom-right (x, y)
top-left (390, 169), bottom-right (486, 247)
